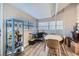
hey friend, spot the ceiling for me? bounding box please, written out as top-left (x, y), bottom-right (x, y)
top-left (10, 3), bottom-right (56, 19)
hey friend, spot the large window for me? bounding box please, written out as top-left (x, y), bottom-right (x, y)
top-left (24, 20), bottom-right (37, 33)
top-left (38, 20), bottom-right (64, 33)
top-left (56, 21), bottom-right (64, 30)
top-left (38, 22), bottom-right (48, 32)
top-left (50, 22), bottom-right (56, 30)
top-left (24, 21), bottom-right (28, 29)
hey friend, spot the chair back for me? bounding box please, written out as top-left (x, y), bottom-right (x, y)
top-left (47, 39), bottom-right (60, 49)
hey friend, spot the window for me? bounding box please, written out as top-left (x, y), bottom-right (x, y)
top-left (24, 21), bottom-right (28, 29)
top-left (50, 22), bottom-right (56, 30)
top-left (38, 22), bottom-right (48, 32)
top-left (56, 21), bottom-right (63, 30)
top-left (38, 22), bottom-right (48, 27)
top-left (38, 21), bottom-right (64, 33)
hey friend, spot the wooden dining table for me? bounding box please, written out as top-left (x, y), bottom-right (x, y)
top-left (44, 34), bottom-right (64, 48)
top-left (44, 34), bottom-right (63, 41)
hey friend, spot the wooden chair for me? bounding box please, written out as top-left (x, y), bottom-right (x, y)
top-left (47, 39), bottom-right (61, 56)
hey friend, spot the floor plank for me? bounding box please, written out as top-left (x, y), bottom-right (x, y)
top-left (17, 42), bottom-right (78, 56)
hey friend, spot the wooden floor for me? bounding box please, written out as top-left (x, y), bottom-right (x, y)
top-left (17, 42), bottom-right (77, 56)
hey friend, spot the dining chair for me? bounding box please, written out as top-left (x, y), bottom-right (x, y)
top-left (47, 39), bottom-right (61, 56)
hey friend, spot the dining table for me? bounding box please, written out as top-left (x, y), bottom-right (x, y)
top-left (44, 34), bottom-right (63, 41)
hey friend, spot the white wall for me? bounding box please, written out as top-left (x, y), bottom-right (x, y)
top-left (57, 3), bottom-right (70, 13)
top-left (58, 4), bottom-right (77, 37)
top-left (0, 4), bottom-right (1, 56)
top-left (77, 4), bottom-right (79, 23)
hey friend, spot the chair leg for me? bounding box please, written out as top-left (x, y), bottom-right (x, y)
top-left (61, 44), bottom-right (68, 56)
top-left (58, 47), bottom-right (61, 56)
top-left (53, 49), bottom-right (57, 56)
top-left (56, 49), bottom-right (59, 56)
top-left (54, 48), bottom-right (61, 56)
